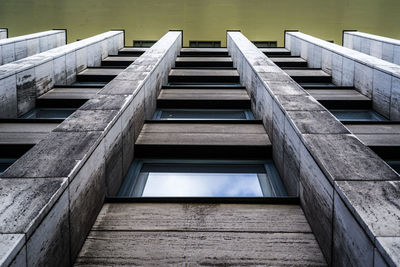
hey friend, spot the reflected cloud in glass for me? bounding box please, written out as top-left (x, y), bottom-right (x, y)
top-left (142, 172), bottom-right (263, 197)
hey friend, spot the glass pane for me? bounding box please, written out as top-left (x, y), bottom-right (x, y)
top-left (117, 161), bottom-right (288, 198)
top-left (0, 158), bottom-right (16, 173)
top-left (387, 160), bottom-right (400, 174)
top-left (159, 109), bottom-right (248, 120)
top-left (21, 108), bottom-right (75, 119)
top-left (142, 172), bottom-right (263, 197)
top-left (330, 109), bottom-right (388, 121)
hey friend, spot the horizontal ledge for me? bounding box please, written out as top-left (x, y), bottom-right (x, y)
top-left (144, 120), bottom-right (263, 124)
top-left (105, 197), bottom-right (300, 204)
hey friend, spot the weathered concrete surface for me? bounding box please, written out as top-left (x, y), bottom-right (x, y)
top-left (228, 31), bottom-right (400, 266)
top-left (286, 31), bottom-right (400, 120)
top-left (76, 203), bottom-right (326, 266)
top-left (0, 29), bottom-right (7, 40)
top-left (0, 30), bottom-right (66, 65)
top-left (344, 31), bottom-right (400, 65)
top-left (0, 30), bottom-right (182, 266)
top-left (0, 30), bottom-right (123, 118)
top-left (376, 237), bottom-right (400, 267)
top-left (0, 234), bottom-right (24, 267)
top-left (0, 122), bottom-right (58, 144)
top-left (1, 131), bottom-right (102, 179)
top-left (303, 134), bottom-right (399, 181)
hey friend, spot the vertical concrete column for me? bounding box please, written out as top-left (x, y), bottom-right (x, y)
top-left (0, 31), bottom-right (123, 118)
top-left (0, 28), bottom-right (7, 39)
top-left (0, 30), bottom-right (181, 266)
top-left (228, 31), bottom-right (400, 267)
top-left (344, 31), bottom-right (400, 65)
top-left (0, 30), bottom-right (66, 65)
top-left (286, 31), bottom-right (400, 120)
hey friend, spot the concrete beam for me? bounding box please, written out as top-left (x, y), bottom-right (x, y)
top-left (343, 31), bottom-right (400, 65)
top-left (285, 31), bottom-right (400, 120)
top-left (0, 30), bottom-right (123, 118)
top-left (0, 30), bottom-right (66, 65)
top-left (0, 29), bottom-right (7, 40)
top-left (0, 30), bottom-right (181, 266)
top-left (228, 31), bottom-right (400, 266)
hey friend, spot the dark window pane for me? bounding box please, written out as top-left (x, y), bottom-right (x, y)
top-left (330, 109), bottom-right (388, 121)
top-left (21, 108), bottom-right (76, 119)
top-left (155, 109), bottom-right (254, 120)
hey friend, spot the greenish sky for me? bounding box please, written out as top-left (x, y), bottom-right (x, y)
top-left (0, 0), bottom-right (399, 46)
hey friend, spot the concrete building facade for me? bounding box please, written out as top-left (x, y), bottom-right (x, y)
top-left (0, 29), bottom-right (399, 267)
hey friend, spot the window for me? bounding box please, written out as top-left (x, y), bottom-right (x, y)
top-left (117, 160), bottom-right (287, 197)
top-left (133, 40), bottom-right (157, 47)
top-left (252, 41), bottom-right (278, 48)
top-left (21, 108), bottom-right (76, 119)
top-left (387, 160), bottom-right (400, 174)
top-left (330, 109), bottom-right (388, 122)
top-left (0, 158), bottom-right (16, 173)
top-left (189, 41), bottom-right (221, 48)
top-left (152, 109), bottom-right (255, 120)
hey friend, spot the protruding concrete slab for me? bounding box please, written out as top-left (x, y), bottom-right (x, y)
top-left (158, 89), bottom-right (249, 100)
top-left (284, 69), bottom-right (331, 83)
top-left (180, 48), bottom-right (229, 56)
top-left (77, 231), bottom-right (326, 266)
top-left (169, 69), bottom-right (239, 77)
top-left (260, 48), bottom-right (291, 56)
top-left (0, 122), bottom-right (58, 144)
top-left (92, 203), bottom-right (312, 232)
top-left (136, 123), bottom-right (270, 146)
top-left (76, 203), bottom-right (326, 266)
top-left (169, 68), bottom-right (240, 83)
top-left (118, 47), bottom-right (148, 54)
top-left (176, 57), bottom-right (232, 62)
top-left (270, 56), bottom-right (308, 67)
top-left (38, 87), bottom-right (101, 100)
top-left (307, 89), bottom-right (371, 101)
top-left (175, 56), bottom-right (233, 67)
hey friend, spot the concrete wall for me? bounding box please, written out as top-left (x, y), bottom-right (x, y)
top-left (228, 31), bottom-right (400, 267)
top-left (0, 31), bottom-right (123, 118)
top-left (0, 30), bottom-right (181, 266)
top-left (0, 30), bottom-right (66, 66)
top-left (343, 31), bottom-right (400, 65)
top-left (0, 29), bottom-right (7, 40)
top-left (286, 31), bottom-right (400, 120)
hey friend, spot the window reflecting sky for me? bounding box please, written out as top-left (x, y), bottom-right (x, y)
top-left (142, 172), bottom-right (263, 197)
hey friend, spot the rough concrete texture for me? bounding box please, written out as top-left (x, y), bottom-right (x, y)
top-left (76, 203), bottom-right (326, 266)
top-left (0, 30), bottom-right (123, 118)
top-left (286, 31), bottom-right (400, 120)
top-left (228, 31), bottom-right (400, 266)
top-left (344, 31), bottom-right (400, 65)
top-left (0, 30), bottom-right (65, 65)
top-left (0, 31), bottom-right (182, 266)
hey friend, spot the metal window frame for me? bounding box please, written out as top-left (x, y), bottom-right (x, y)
top-left (116, 159), bottom-right (288, 198)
